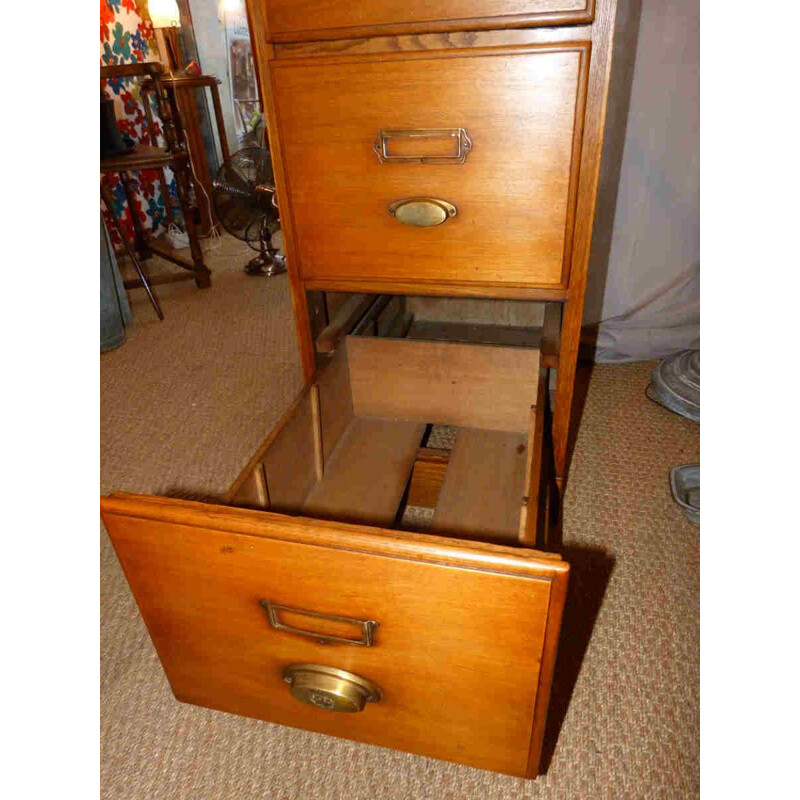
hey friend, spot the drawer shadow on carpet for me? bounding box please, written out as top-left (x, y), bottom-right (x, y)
top-left (152, 489), bottom-right (614, 779)
top-left (539, 544), bottom-right (616, 774)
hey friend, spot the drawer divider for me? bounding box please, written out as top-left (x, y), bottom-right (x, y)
top-left (302, 417), bottom-right (426, 527)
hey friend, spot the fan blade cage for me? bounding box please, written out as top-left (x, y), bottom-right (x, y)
top-left (212, 147), bottom-right (277, 240)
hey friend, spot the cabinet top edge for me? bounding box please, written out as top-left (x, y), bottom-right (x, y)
top-left (263, 6), bottom-right (596, 45)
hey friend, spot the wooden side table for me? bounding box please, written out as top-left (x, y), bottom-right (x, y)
top-left (101, 62), bottom-right (211, 301)
top-left (149, 74), bottom-right (232, 235)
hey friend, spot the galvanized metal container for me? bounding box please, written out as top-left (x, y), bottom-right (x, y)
top-left (647, 350), bottom-right (700, 422)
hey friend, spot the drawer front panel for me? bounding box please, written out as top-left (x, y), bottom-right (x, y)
top-left (272, 43), bottom-right (589, 292)
top-left (102, 494), bottom-right (568, 776)
top-left (264, 1), bottom-right (595, 42)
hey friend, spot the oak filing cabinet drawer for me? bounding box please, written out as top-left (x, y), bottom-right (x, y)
top-left (102, 337), bottom-right (567, 777)
top-left (262, 0), bottom-right (596, 42)
top-left (271, 42), bottom-right (590, 292)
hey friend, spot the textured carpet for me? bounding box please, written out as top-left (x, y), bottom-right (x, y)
top-left (101, 239), bottom-right (700, 799)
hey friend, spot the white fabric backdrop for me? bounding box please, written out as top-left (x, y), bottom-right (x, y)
top-left (583, 0), bottom-right (699, 362)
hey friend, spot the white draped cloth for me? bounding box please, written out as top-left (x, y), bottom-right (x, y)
top-left (583, 0), bottom-right (699, 363)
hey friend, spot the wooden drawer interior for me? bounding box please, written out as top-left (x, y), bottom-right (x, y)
top-left (226, 335), bottom-right (546, 546)
top-left (102, 335), bottom-right (560, 778)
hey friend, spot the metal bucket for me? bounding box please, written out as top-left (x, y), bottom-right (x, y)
top-left (647, 350), bottom-right (699, 422)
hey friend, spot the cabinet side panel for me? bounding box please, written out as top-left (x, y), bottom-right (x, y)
top-left (316, 344), bottom-right (354, 463)
top-left (262, 392), bottom-right (317, 510)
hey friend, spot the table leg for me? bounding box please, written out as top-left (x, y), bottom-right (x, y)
top-left (209, 83), bottom-right (231, 165)
top-left (101, 183), bottom-right (164, 321)
top-left (158, 167), bottom-right (175, 226)
top-left (173, 160), bottom-right (211, 289)
top-left (120, 170), bottom-right (151, 260)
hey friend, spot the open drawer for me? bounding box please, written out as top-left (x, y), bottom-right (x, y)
top-left (101, 336), bottom-right (566, 778)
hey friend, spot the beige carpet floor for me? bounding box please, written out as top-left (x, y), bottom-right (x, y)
top-left (101, 239), bottom-right (700, 799)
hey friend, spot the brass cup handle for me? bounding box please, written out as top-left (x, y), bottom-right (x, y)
top-left (283, 664), bottom-right (382, 713)
top-left (388, 197), bottom-right (457, 227)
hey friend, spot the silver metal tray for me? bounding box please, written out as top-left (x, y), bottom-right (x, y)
top-left (647, 350), bottom-right (699, 422)
top-left (670, 464), bottom-right (700, 524)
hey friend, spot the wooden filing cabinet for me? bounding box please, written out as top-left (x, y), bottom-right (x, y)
top-left (102, 0), bottom-right (618, 779)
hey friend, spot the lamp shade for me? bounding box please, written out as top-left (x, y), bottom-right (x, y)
top-left (149, 0), bottom-right (181, 28)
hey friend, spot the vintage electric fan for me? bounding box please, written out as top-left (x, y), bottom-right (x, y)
top-left (211, 147), bottom-right (287, 276)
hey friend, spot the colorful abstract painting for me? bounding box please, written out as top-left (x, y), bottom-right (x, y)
top-left (100, 0), bottom-right (177, 246)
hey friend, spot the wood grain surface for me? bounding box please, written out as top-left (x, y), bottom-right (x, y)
top-left (552, 0), bottom-right (618, 481)
top-left (262, 389), bottom-right (317, 511)
top-left (346, 336), bottom-right (540, 433)
top-left (302, 417), bottom-right (425, 525)
top-left (270, 42), bottom-right (590, 291)
top-left (315, 294), bottom-right (374, 353)
top-left (261, 0), bottom-right (594, 43)
top-left (230, 462), bottom-right (269, 510)
top-left (406, 447), bottom-right (450, 509)
top-left (101, 492), bottom-right (567, 777)
top-left (431, 428), bottom-right (529, 544)
top-left (521, 366), bottom-right (550, 546)
top-left (275, 26), bottom-right (594, 60)
top-left (407, 320), bottom-right (542, 349)
top-left (303, 277), bottom-right (568, 303)
top-left (251, 25), bottom-right (318, 379)
top-left (316, 343), bottom-right (354, 463)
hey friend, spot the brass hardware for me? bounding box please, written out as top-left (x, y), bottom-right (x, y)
top-left (259, 600), bottom-right (378, 647)
top-left (373, 128), bottom-right (473, 165)
top-left (388, 197), bottom-right (457, 227)
top-left (282, 664), bottom-right (382, 713)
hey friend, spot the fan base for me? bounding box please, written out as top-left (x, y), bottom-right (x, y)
top-left (245, 252), bottom-right (287, 277)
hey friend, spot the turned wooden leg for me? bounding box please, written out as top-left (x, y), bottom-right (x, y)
top-left (158, 167), bottom-right (175, 226)
top-left (173, 160), bottom-right (212, 289)
top-left (209, 82), bottom-right (231, 164)
top-left (120, 171), bottom-right (151, 260)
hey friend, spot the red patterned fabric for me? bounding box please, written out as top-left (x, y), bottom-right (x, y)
top-left (100, 0), bottom-right (174, 245)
